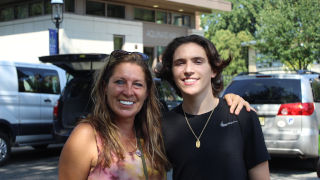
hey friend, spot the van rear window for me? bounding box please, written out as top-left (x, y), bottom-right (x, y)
top-left (224, 79), bottom-right (301, 104)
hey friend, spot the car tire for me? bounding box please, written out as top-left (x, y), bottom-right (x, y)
top-left (317, 158), bottom-right (320, 177)
top-left (307, 157), bottom-right (319, 171)
top-left (0, 132), bottom-right (11, 166)
top-left (32, 144), bottom-right (48, 150)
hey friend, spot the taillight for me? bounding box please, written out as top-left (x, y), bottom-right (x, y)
top-left (277, 102), bottom-right (314, 116)
top-left (53, 100), bottom-right (59, 118)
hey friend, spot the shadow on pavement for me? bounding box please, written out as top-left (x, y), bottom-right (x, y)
top-left (0, 144), bottom-right (63, 180)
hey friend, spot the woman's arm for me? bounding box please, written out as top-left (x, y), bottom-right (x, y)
top-left (224, 93), bottom-right (252, 115)
top-left (59, 123), bottom-right (98, 180)
top-left (249, 161), bottom-right (270, 180)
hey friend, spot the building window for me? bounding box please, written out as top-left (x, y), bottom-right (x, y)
top-left (134, 8), bottom-right (154, 22)
top-left (86, 1), bottom-right (105, 16)
top-left (0, 7), bottom-right (14, 21)
top-left (15, 4), bottom-right (28, 19)
top-left (29, 1), bottom-right (43, 17)
top-left (156, 11), bottom-right (167, 24)
top-left (172, 13), bottom-right (191, 27)
top-left (65, 0), bottom-right (75, 12)
top-left (114, 35), bottom-right (124, 50)
top-left (0, 0), bottom-right (75, 22)
top-left (107, 4), bottom-right (124, 18)
top-left (183, 15), bottom-right (190, 27)
top-left (44, 0), bottom-right (51, 14)
top-left (167, 12), bottom-right (172, 24)
top-left (172, 13), bottom-right (183, 26)
top-left (143, 47), bottom-right (154, 67)
top-left (157, 46), bottom-right (166, 59)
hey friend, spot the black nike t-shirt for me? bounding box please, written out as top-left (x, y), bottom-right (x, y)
top-left (162, 98), bottom-right (270, 180)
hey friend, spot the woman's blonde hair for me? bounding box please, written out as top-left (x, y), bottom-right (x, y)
top-left (82, 51), bottom-right (168, 175)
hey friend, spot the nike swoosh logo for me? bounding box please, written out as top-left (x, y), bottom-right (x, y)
top-left (220, 120), bottom-right (238, 127)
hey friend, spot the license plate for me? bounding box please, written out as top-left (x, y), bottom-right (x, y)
top-left (259, 117), bottom-right (265, 126)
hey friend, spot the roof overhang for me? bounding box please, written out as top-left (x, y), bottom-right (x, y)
top-left (0, 0), bottom-right (232, 14)
top-left (165, 0), bottom-right (231, 12)
top-left (104, 0), bottom-right (231, 13)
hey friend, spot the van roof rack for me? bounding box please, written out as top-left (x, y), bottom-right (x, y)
top-left (236, 70), bottom-right (320, 76)
top-left (236, 72), bottom-right (260, 76)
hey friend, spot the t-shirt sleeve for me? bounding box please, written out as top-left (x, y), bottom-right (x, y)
top-left (238, 109), bottom-right (270, 170)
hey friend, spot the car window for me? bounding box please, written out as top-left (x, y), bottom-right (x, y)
top-left (224, 79), bottom-right (301, 104)
top-left (67, 78), bottom-right (92, 99)
top-left (311, 78), bottom-right (320, 102)
top-left (17, 67), bottom-right (61, 94)
top-left (17, 67), bottom-right (40, 93)
top-left (39, 69), bottom-right (60, 94)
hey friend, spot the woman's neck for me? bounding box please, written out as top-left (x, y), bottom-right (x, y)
top-left (115, 118), bottom-right (135, 139)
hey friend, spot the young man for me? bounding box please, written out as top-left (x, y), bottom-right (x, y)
top-left (158, 35), bottom-right (270, 180)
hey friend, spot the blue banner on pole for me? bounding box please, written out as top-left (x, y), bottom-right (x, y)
top-left (49, 29), bottom-right (58, 55)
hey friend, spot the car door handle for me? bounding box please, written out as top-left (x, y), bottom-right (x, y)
top-left (44, 99), bottom-right (51, 103)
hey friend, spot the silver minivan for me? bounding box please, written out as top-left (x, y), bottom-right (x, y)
top-left (223, 72), bottom-right (320, 167)
top-left (0, 60), bottom-right (66, 165)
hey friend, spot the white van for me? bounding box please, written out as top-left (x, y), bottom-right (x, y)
top-left (0, 60), bottom-right (66, 165)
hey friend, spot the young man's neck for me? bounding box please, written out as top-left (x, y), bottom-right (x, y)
top-left (182, 90), bottom-right (218, 115)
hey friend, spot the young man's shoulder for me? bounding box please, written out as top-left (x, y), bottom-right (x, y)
top-left (163, 104), bottom-right (182, 118)
top-left (161, 104), bottom-right (183, 129)
top-left (219, 98), bottom-right (257, 119)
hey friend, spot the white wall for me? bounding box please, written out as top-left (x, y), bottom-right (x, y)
top-left (0, 13), bottom-right (144, 63)
top-left (0, 16), bottom-right (54, 63)
top-left (61, 14), bottom-right (143, 54)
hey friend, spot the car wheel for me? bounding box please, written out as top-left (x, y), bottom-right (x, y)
top-left (32, 144), bottom-right (48, 150)
top-left (317, 158), bottom-right (320, 177)
top-left (308, 157), bottom-right (319, 171)
top-left (0, 132), bottom-right (11, 166)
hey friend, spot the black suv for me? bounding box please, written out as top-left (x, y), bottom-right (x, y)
top-left (39, 54), bottom-right (181, 142)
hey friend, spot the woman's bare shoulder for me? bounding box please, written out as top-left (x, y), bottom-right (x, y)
top-left (59, 123), bottom-right (98, 179)
top-left (66, 123), bottom-right (97, 149)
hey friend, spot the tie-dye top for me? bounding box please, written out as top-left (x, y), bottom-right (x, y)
top-left (88, 131), bottom-right (162, 180)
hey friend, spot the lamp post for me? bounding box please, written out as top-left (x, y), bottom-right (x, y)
top-left (51, 0), bottom-right (64, 54)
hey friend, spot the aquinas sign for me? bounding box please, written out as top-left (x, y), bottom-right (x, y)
top-left (145, 30), bottom-right (178, 40)
top-left (143, 23), bottom-right (187, 46)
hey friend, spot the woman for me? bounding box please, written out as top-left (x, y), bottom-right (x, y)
top-left (59, 49), bottom-right (251, 180)
top-left (59, 50), bottom-right (168, 180)
top-left (158, 35), bottom-right (270, 180)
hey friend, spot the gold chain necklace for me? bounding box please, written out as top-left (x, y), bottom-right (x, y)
top-left (183, 108), bottom-right (214, 148)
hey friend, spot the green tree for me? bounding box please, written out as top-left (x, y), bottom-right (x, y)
top-left (255, 0), bottom-right (320, 70)
top-left (211, 30), bottom-right (252, 75)
top-left (202, 0), bottom-right (264, 38)
top-left (202, 0), bottom-right (264, 79)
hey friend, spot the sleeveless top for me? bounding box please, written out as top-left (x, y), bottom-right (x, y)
top-left (87, 131), bottom-right (162, 180)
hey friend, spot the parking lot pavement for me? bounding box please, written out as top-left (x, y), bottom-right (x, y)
top-left (0, 145), bottom-right (62, 180)
top-left (0, 146), bottom-right (319, 180)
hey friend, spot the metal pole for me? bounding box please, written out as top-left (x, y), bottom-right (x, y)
top-left (55, 20), bottom-right (60, 54)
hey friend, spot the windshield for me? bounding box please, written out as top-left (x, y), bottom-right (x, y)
top-left (223, 79), bottom-right (301, 104)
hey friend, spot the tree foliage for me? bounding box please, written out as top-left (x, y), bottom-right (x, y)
top-left (255, 0), bottom-right (320, 70)
top-left (202, 0), bottom-right (263, 76)
top-left (202, 0), bottom-right (320, 73)
top-left (210, 30), bottom-right (252, 76)
top-left (203, 0), bottom-right (264, 37)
